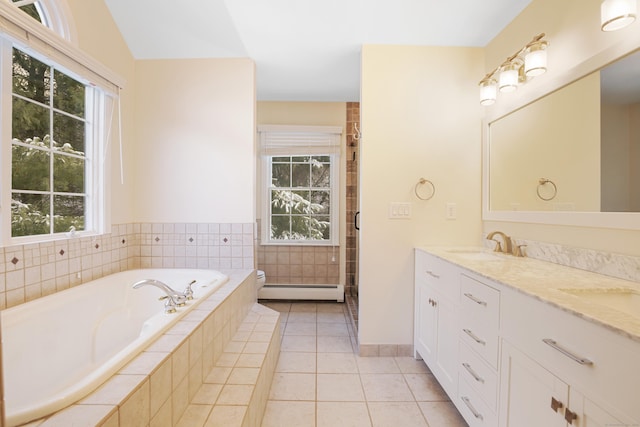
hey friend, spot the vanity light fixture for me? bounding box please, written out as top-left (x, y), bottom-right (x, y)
top-left (601, 0), bottom-right (637, 31)
top-left (478, 33), bottom-right (549, 105)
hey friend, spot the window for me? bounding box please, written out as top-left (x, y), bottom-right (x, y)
top-left (259, 126), bottom-right (341, 245)
top-left (0, 0), bottom-right (121, 244)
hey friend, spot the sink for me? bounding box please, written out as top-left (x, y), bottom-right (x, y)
top-left (559, 288), bottom-right (640, 318)
top-left (445, 249), bottom-right (502, 261)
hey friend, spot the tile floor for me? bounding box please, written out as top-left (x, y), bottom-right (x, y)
top-left (259, 301), bottom-right (468, 427)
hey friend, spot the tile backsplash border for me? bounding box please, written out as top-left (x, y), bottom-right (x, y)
top-left (0, 222), bottom-right (255, 310)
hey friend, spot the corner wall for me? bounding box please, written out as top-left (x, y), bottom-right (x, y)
top-left (359, 45), bottom-right (484, 349)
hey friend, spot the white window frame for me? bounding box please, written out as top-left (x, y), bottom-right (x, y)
top-left (259, 125), bottom-right (342, 246)
top-left (0, 0), bottom-right (122, 245)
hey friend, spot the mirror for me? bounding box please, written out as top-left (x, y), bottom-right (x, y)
top-left (488, 49), bottom-right (640, 214)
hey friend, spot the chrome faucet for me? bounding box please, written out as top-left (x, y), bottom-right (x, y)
top-left (132, 279), bottom-right (187, 313)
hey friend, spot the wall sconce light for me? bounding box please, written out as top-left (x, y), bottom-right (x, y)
top-left (601, 0), bottom-right (637, 31)
top-left (478, 33), bottom-right (549, 105)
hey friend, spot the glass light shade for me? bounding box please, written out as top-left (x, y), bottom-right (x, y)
top-left (499, 64), bottom-right (519, 93)
top-left (524, 43), bottom-right (548, 77)
top-left (601, 0), bottom-right (637, 31)
top-left (479, 79), bottom-right (497, 106)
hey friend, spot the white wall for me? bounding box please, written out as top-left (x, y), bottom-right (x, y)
top-left (133, 58), bottom-right (256, 224)
top-left (483, 0), bottom-right (640, 257)
top-left (359, 45), bottom-right (483, 346)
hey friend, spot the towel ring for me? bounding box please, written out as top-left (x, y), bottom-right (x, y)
top-left (415, 178), bottom-right (435, 201)
top-left (537, 178), bottom-right (557, 201)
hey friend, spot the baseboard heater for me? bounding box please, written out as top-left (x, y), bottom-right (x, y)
top-left (258, 284), bottom-right (344, 302)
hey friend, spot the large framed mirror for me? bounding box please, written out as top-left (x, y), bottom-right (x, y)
top-left (483, 42), bottom-right (640, 230)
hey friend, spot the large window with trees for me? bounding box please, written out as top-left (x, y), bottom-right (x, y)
top-left (260, 126), bottom-right (341, 245)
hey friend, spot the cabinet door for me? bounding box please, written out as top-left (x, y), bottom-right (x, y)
top-left (416, 282), bottom-right (437, 365)
top-left (500, 341), bottom-right (568, 427)
top-left (435, 294), bottom-right (458, 396)
top-left (569, 389), bottom-right (628, 427)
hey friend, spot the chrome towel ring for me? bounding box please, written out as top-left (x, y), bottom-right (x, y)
top-left (537, 178), bottom-right (557, 201)
top-left (415, 178), bottom-right (435, 201)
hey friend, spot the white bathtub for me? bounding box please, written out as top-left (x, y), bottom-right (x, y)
top-left (1, 268), bottom-right (228, 427)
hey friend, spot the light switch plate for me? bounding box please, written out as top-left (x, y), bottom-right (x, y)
top-left (389, 202), bottom-right (412, 219)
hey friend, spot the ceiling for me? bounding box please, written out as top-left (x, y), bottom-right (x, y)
top-left (103, 0), bottom-right (533, 102)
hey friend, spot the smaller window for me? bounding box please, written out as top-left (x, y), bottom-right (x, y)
top-left (260, 126), bottom-right (341, 245)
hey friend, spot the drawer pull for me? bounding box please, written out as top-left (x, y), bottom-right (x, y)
top-left (428, 298), bottom-right (438, 307)
top-left (464, 292), bottom-right (487, 306)
top-left (542, 339), bottom-right (593, 366)
top-left (462, 362), bottom-right (485, 384)
top-left (463, 329), bottom-right (486, 345)
top-left (550, 397), bottom-right (563, 413)
top-left (564, 409), bottom-right (578, 424)
top-left (461, 396), bottom-right (484, 421)
top-left (425, 270), bottom-right (440, 279)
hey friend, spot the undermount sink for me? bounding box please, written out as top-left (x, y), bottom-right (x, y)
top-left (445, 249), bottom-right (502, 261)
top-left (559, 288), bottom-right (640, 318)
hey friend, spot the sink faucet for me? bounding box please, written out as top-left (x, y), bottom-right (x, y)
top-left (486, 231), bottom-right (513, 254)
top-left (132, 279), bottom-right (188, 313)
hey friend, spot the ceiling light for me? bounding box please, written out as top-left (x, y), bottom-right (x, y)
top-left (601, 0), bottom-right (637, 31)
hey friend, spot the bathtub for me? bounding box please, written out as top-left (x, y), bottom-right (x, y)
top-left (1, 268), bottom-right (228, 427)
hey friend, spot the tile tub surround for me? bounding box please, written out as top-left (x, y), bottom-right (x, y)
top-left (422, 246), bottom-right (640, 343)
top-left (19, 270), bottom-right (271, 427)
top-left (0, 222), bottom-right (255, 310)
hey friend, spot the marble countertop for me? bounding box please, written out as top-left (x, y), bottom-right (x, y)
top-left (417, 246), bottom-right (640, 343)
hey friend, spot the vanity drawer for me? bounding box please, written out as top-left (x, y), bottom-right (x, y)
top-left (415, 249), bottom-right (459, 301)
top-left (501, 287), bottom-right (640, 421)
top-left (459, 341), bottom-right (498, 411)
top-left (460, 274), bottom-right (500, 368)
top-left (457, 377), bottom-right (498, 427)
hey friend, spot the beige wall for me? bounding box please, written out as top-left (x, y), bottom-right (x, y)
top-left (133, 58), bottom-right (256, 224)
top-left (67, 0), bottom-right (136, 225)
top-left (359, 45), bottom-right (484, 346)
top-left (483, 0), bottom-right (640, 256)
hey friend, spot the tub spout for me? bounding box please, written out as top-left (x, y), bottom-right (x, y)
top-left (132, 279), bottom-right (187, 313)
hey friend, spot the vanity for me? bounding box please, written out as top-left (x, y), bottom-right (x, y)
top-left (414, 246), bottom-right (640, 427)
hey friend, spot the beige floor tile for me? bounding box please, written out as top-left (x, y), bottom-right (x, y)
top-left (317, 402), bottom-right (371, 427)
top-left (176, 404), bottom-right (212, 427)
top-left (368, 402), bottom-right (428, 427)
top-left (317, 336), bottom-right (354, 353)
top-left (317, 352), bottom-right (359, 374)
top-left (316, 312), bottom-right (347, 323)
top-left (268, 373), bottom-right (316, 401)
top-left (289, 302), bottom-right (317, 312)
top-left (204, 367), bottom-right (231, 384)
top-left (276, 351), bottom-right (317, 373)
top-left (418, 402), bottom-right (469, 427)
top-left (288, 312), bottom-right (317, 323)
top-left (260, 302), bottom-right (291, 312)
top-left (404, 373), bottom-right (449, 401)
top-left (217, 384), bottom-right (254, 405)
top-left (227, 367), bottom-right (261, 385)
top-left (317, 374), bottom-right (365, 402)
top-left (316, 303), bottom-right (346, 313)
top-left (394, 357), bottom-right (431, 374)
top-left (356, 357), bottom-right (400, 374)
top-left (192, 384), bottom-right (223, 404)
top-left (285, 322), bottom-right (317, 336)
top-left (317, 322), bottom-right (349, 336)
top-left (281, 335), bottom-right (317, 352)
top-left (360, 374), bottom-right (415, 402)
top-left (236, 352), bottom-right (266, 368)
top-left (261, 401), bottom-right (315, 427)
top-left (205, 405), bottom-right (247, 427)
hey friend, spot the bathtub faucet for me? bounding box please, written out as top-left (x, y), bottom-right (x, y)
top-left (132, 279), bottom-right (188, 314)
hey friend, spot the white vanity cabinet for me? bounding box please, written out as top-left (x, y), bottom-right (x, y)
top-left (414, 249), bottom-right (460, 398)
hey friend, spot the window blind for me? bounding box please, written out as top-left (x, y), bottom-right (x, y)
top-left (258, 125), bottom-right (342, 156)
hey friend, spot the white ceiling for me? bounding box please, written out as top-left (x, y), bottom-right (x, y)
top-left (103, 0), bottom-right (534, 102)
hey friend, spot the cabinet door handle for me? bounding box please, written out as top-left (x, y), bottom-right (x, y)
top-left (542, 339), bottom-right (593, 366)
top-left (461, 396), bottom-right (484, 421)
top-left (564, 409), bottom-right (578, 424)
top-left (462, 362), bottom-right (485, 384)
top-left (425, 270), bottom-right (440, 279)
top-left (464, 292), bottom-right (487, 306)
top-left (463, 329), bottom-right (486, 345)
top-left (550, 397), bottom-right (564, 413)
